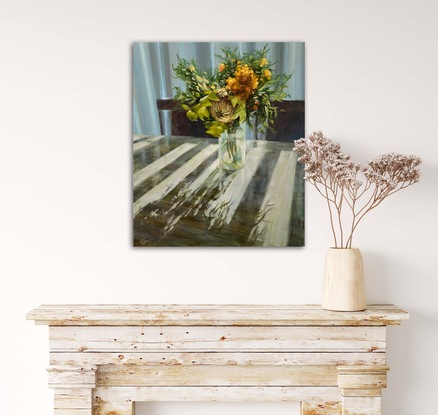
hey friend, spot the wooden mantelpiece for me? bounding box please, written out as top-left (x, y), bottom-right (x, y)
top-left (27, 304), bottom-right (408, 415)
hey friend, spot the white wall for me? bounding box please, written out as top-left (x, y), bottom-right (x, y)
top-left (1, 0), bottom-right (437, 414)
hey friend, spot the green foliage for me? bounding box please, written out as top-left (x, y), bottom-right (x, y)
top-left (172, 46), bottom-right (292, 138)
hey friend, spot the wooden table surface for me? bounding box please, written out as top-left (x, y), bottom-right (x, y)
top-left (133, 135), bottom-right (304, 247)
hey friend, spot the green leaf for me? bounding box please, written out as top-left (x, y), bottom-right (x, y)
top-left (230, 96), bottom-right (239, 107)
top-left (208, 91), bottom-right (220, 101)
top-left (230, 96), bottom-right (245, 108)
top-left (231, 108), bottom-right (246, 124)
top-left (205, 120), bottom-right (228, 138)
top-left (186, 110), bottom-right (198, 122)
top-left (198, 95), bottom-right (212, 107)
top-left (197, 106), bottom-right (210, 120)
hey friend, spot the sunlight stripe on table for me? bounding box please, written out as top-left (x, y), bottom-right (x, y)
top-left (184, 158), bottom-right (219, 195)
top-left (158, 159), bottom-right (221, 234)
top-left (162, 159), bottom-right (220, 233)
top-left (133, 144), bottom-right (218, 217)
top-left (133, 143), bottom-right (198, 189)
top-left (249, 150), bottom-right (297, 247)
top-left (205, 147), bottom-right (267, 228)
top-left (133, 135), bottom-right (165, 154)
top-left (133, 134), bottom-right (150, 143)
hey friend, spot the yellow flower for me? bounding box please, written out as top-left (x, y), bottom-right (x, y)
top-left (260, 57), bottom-right (268, 67)
top-left (218, 63), bottom-right (225, 72)
top-left (226, 64), bottom-right (259, 101)
top-left (263, 69), bottom-right (271, 80)
top-left (189, 65), bottom-right (195, 72)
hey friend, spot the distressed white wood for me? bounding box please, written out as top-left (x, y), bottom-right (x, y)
top-left (26, 304), bottom-right (408, 415)
top-left (133, 142), bottom-right (197, 189)
top-left (341, 396), bottom-right (381, 415)
top-left (95, 364), bottom-right (337, 387)
top-left (250, 150), bottom-right (297, 246)
top-left (93, 394), bottom-right (134, 415)
top-left (54, 388), bottom-right (92, 409)
top-left (342, 390), bottom-right (381, 397)
top-left (337, 365), bottom-right (389, 392)
top-left (49, 325), bottom-right (386, 353)
top-left (94, 386), bottom-right (342, 402)
top-left (50, 351), bottom-right (386, 367)
top-left (133, 144), bottom-right (218, 216)
top-left (27, 304), bottom-right (409, 326)
top-left (48, 365), bottom-right (96, 389)
top-left (301, 401), bottom-right (342, 415)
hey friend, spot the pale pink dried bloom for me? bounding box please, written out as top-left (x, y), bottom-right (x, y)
top-left (293, 132), bottom-right (421, 248)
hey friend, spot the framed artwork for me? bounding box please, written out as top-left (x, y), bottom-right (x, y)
top-left (133, 42), bottom-right (305, 247)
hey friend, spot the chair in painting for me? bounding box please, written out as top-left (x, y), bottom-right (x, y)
top-left (263, 100), bottom-right (305, 142)
top-left (157, 99), bottom-right (304, 142)
top-left (156, 99), bottom-right (210, 138)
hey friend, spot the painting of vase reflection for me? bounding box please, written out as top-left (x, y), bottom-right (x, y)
top-left (133, 42), bottom-right (305, 246)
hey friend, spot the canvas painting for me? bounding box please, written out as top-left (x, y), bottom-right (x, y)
top-left (133, 42), bottom-right (305, 247)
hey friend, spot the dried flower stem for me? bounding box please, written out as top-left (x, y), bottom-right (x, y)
top-left (293, 131), bottom-right (421, 248)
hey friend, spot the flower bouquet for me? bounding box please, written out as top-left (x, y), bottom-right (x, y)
top-left (173, 45), bottom-right (291, 170)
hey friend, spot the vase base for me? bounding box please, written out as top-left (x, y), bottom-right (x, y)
top-left (219, 164), bottom-right (244, 173)
top-left (321, 304), bottom-right (367, 312)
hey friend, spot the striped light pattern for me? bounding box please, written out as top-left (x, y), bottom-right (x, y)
top-left (133, 136), bottom-right (304, 247)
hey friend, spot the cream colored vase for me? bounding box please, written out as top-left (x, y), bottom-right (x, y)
top-left (322, 248), bottom-right (367, 311)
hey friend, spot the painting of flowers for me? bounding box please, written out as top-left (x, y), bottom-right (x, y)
top-left (133, 42), bottom-right (305, 247)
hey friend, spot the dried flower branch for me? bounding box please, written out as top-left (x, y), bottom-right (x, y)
top-left (293, 131), bottom-right (422, 248)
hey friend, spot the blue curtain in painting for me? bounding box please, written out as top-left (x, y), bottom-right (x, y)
top-left (133, 42), bottom-right (305, 136)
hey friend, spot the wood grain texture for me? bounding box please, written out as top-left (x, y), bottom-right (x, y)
top-left (342, 396), bottom-right (381, 415)
top-left (26, 304), bottom-right (409, 415)
top-left (93, 396), bottom-right (134, 415)
top-left (54, 388), bottom-right (92, 409)
top-left (301, 401), bottom-right (342, 415)
top-left (95, 364), bottom-right (338, 387)
top-left (337, 365), bottom-right (389, 392)
top-left (50, 351), bottom-right (386, 367)
top-left (93, 386), bottom-right (342, 402)
top-left (48, 365), bottom-right (96, 389)
top-left (48, 325), bottom-right (386, 353)
top-left (27, 304), bottom-right (409, 326)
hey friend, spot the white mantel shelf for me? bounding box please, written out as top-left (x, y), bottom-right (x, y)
top-left (27, 304), bottom-right (409, 415)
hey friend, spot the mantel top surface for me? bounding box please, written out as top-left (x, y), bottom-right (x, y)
top-left (27, 304), bottom-right (408, 326)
